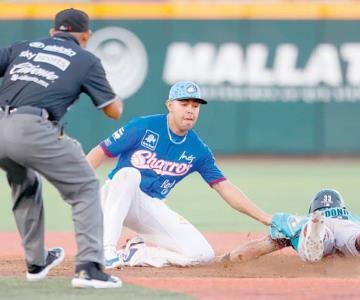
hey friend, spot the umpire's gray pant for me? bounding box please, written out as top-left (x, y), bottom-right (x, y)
top-left (0, 110), bottom-right (103, 266)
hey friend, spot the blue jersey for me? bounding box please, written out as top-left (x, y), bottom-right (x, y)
top-left (100, 114), bottom-right (226, 199)
top-left (271, 207), bottom-right (360, 251)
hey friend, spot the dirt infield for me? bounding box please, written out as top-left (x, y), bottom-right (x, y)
top-left (1, 231), bottom-right (360, 300)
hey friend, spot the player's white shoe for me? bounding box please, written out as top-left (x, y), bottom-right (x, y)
top-left (118, 236), bottom-right (145, 267)
top-left (104, 246), bottom-right (124, 269)
top-left (301, 211), bottom-right (326, 262)
top-left (105, 236), bottom-right (145, 268)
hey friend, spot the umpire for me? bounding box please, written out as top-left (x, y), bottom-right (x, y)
top-left (0, 8), bottom-right (122, 288)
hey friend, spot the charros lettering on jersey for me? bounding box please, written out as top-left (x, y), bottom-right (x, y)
top-left (130, 150), bottom-right (192, 176)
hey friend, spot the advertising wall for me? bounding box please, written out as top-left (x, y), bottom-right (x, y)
top-left (0, 3), bottom-right (360, 154)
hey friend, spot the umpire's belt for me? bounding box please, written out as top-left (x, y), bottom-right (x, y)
top-left (0, 106), bottom-right (49, 119)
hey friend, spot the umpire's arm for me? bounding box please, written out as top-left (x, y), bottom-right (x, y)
top-left (102, 99), bottom-right (123, 119)
top-left (82, 58), bottom-right (123, 119)
top-left (212, 180), bottom-right (271, 226)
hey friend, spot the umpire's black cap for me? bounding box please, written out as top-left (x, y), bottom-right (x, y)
top-left (54, 8), bottom-right (90, 33)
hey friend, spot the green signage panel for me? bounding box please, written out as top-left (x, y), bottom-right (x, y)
top-left (1, 19), bottom-right (360, 154)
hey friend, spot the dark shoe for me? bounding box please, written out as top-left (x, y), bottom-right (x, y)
top-left (71, 262), bottom-right (122, 288)
top-left (26, 247), bottom-right (65, 281)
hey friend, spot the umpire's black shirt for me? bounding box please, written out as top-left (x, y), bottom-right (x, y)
top-left (0, 32), bottom-right (116, 121)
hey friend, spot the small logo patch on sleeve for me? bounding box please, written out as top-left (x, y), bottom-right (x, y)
top-left (104, 138), bottom-right (112, 146)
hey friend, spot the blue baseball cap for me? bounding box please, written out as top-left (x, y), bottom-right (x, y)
top-left (168, 81), bottom-right (207, 104)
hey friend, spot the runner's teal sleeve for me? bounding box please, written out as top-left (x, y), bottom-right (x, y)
top-left (271, 213), bottom-right (307, 240)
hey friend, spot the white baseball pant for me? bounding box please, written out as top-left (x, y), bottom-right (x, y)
top-left (101, 167), bottom-right (215, 267)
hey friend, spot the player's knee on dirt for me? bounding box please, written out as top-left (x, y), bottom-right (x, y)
top-left (193, 246), bottom-right (215, 264)
top-left (182, 243), bottom-right (215, 265)
top-left (198, 247), bottom-right (215, 264)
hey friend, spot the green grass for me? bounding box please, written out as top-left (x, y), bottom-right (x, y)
top-left (0, 158), bottom-right (358, 299)
top-left (0, 158), bottom-right (359, 232)
top-left (0, 278), bottom-right (193, 300)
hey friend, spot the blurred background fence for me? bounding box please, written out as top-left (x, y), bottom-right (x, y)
top-left (1, 2), bottom-right (360, 155)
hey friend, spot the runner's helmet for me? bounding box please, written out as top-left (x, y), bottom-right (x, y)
top-left (309, 188), bottom-right (346, 213)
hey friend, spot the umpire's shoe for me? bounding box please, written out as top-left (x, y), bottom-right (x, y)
top-left (26, 247), bottom-right (65, 281)
top-left (71, 262), bottom-right (122, 288)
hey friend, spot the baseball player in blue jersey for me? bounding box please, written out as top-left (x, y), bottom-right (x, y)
top-left (220, 189), bottom-right (360, 263)
top-left (87, 80), bottom-right (272, 268)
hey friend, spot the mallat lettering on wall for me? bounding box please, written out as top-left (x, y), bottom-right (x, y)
top-left (163, 42), bottom-right (360, 103)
